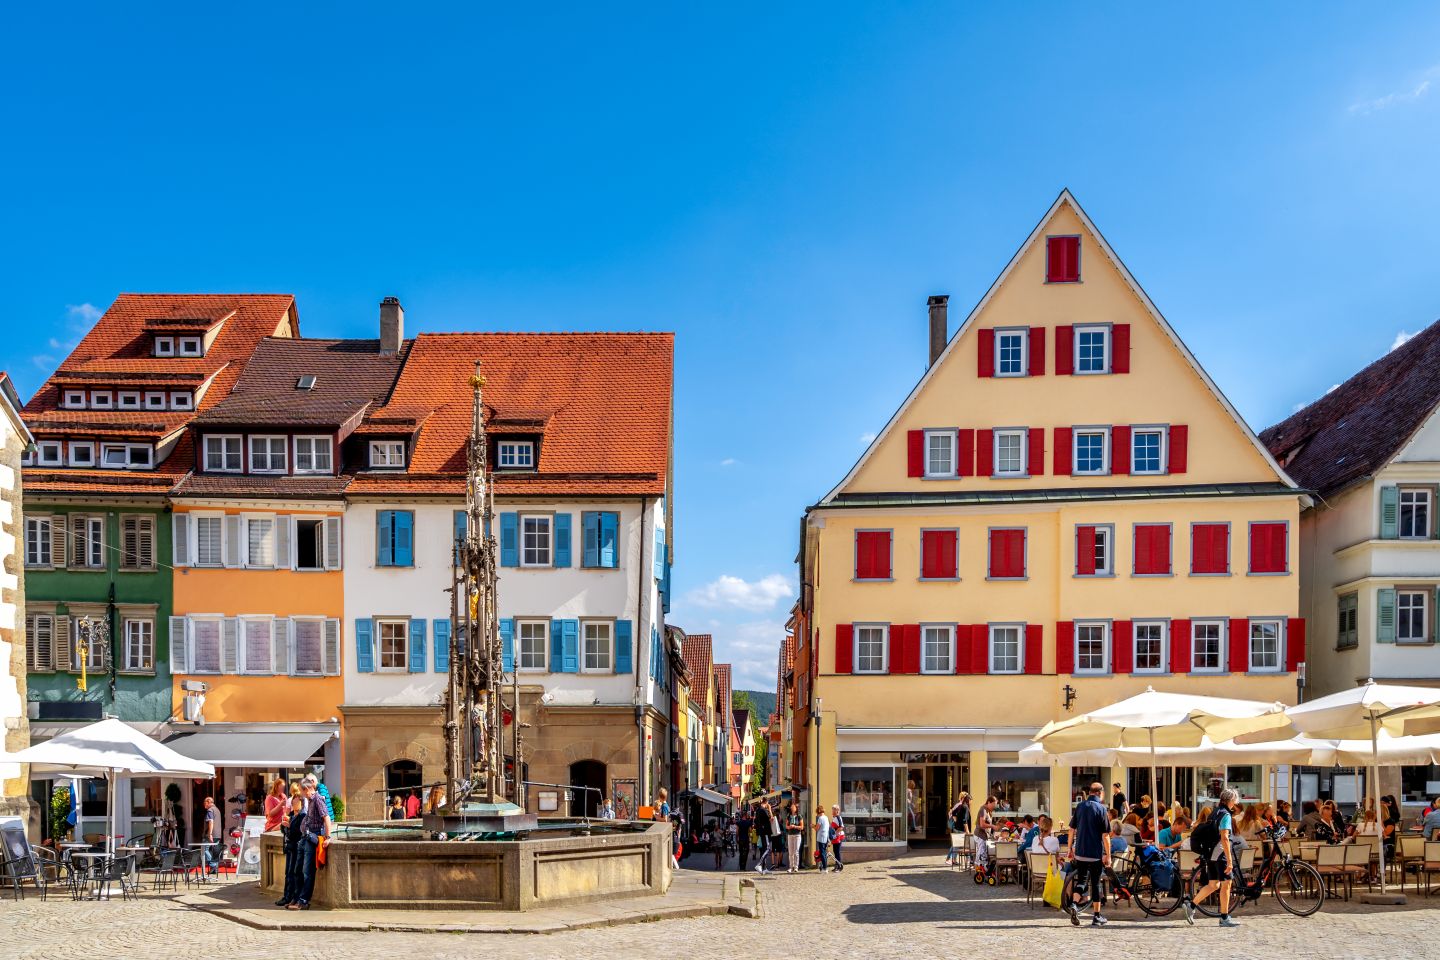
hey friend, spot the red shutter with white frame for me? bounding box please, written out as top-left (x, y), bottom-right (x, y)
top-left (1024, 624), bottom-right (1043, 675)
top-left (1055, 325), bottom-right (1074, 375)
top-left (1054, 427), bottom-right (1073, 476)
top-left (1111, 426), bottom-right (1131, 475)
top-left (976, 429), bottom-right (994, 477)
top-left (1056, 621), bottom-right (1075, 674)
top-left (1028, 428), bottom-right (1045, 477)
top-left (978, 329), bottom-right (995, 378)
top-left (957, 429), bottom-right (975, 477)
top-left (1028, 327), bottom-right (1045, 376)
top-left (1113, 324), bottom-right (1131, 374)
top-left (1113, 620), bottom-right (1134, 674)
top-left (1168, 425), bottom-right (1188, 474)
top-left (835, 624), bottom-right (853, 674)
top-left (907, 430), bottom-right (925, 477)
top-left (1229, 618), bottom-right (1250, 674)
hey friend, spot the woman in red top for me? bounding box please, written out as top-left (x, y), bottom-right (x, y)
top-left (263, 778), bottom-right (289, 832)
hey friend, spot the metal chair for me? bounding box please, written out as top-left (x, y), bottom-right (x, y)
top-left (1, 852), bottom-right (50, 901)
top-left (1025, 851), bottom-right (1055, 907)
top-left (93, 854), bottom-right (137, 902)
top-left (143, 849), bottom-right (180, 892)
top-left (178, 847), bottom-right (204, 887)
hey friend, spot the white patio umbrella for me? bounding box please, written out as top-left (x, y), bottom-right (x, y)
top-left (1034, 688), bottom-right (1290, 841)
top-left (5, 718), bottom-right (214, 853)
top-left (1283, 680), bottom-right (1440, 902)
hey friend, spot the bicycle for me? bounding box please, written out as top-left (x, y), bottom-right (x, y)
top-left (1187, 824), bottom-right (1325, 918)
top-left (1062, 847), bottom-right (1185, 918)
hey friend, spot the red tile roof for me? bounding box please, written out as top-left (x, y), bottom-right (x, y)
top-left (356, 332), bottom-right (672, 497)
top-left (681, 634), bottom-right (714, 723)
top-left (714, 664), bottom-right (732, 729)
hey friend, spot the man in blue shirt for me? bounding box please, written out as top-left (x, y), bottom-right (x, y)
top-left (1067, 782), bottom-right (1112, 927)
top-left (1016, 814), bottom-right (1039, 854)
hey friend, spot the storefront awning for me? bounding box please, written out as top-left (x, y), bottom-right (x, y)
top-left (680, 786), bottom-right (733, 806)
top-left (163, 731), bottom-right (333, 767)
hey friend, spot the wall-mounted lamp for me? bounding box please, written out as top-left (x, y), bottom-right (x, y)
top-left (1062, 684), bottom-right (1077, 713)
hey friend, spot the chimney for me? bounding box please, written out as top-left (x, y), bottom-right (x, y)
top-left (379, 297), bottom-right (404, 356)
top-left (927, 295), bottom-right (949, 368)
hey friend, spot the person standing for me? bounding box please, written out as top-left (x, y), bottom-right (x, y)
top-left (288, 780), bottom-right (330, 910)
top-left (814, 805), bottom-right (832, 873)
top-left (945, 792), bottom-right (971, 866)
top-left (654, 788), bottom-right (679, 869)
top-left (737, 802), bottom-right (754, 872)
top-left (1184, 787), bottom-right (1241, 928)
top-left (404, 789), bottom-right (422, 819)
top-left (201, 796), bottom-right (220, 875)
top-left (263, 779), bottom-right (288, 833)
top-left (1112, 782), bottom-right (1128, 814)
top-left (276, 795), bottom-right (306, 907)
top-left (388, 796), bottom-right (406, 820)
top-left (829, 804), bottom-right (846, 872)
top-left (599, 796), bottom-right (616, 820)
top-left (785, 799), bottom-right (804, 873)
top-left (1066, 782), bottom-right (1112, 928)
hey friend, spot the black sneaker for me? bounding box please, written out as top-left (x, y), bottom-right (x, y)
top-left (1091, 914), bottom-right (1108, 927)
top-left (1067, 902), bottom-right (1080, 926)
top-left (275, 898), bottom-right (290, 906)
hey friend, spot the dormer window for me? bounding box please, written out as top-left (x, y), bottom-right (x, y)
top-left (68, 442), bottom-right (95, 467)
top-left (36, 442), bottom-right (63, 466)
top-left (369, 440), bottom-right (406, 469)
top-left (249, 436), bottom-right (288, 473)
top-left (154, 337), bottom-right (175, 357)
top-left (118, 391), bottom-right (141, 410)
top-left (144, 392), bottom-right (166, 410)
top-left (100, 443), bottom-right (152, 468)
top-left (204, 435), bottom-right (242, 472)
top-left (497, 440), bottom-right (535, 470)
top-left (170, 392), bottom-right (193, 410)
top-left (178, 337), bottom-right (203, 357)
top-left (90, 391), bottom-right (113, 409)
top-left (63, 390), bottom-right (86, 409)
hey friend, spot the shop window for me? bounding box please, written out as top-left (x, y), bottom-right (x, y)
top-left (840, 765), bottom-right (899, 843)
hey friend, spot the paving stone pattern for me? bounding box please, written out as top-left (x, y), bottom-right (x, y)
top-left (8, 853), bottom-right (1439, 959)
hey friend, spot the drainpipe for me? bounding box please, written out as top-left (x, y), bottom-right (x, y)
top-left (635, 497), bottom-right (649, 805)
top-left (107, 579), bottom-right (118, 706)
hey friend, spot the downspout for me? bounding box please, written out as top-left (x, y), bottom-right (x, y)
top-left (635, 497), bottom-right (649, 805)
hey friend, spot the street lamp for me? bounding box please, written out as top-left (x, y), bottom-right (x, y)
top-left (75, 614), bottom-right (109, 694)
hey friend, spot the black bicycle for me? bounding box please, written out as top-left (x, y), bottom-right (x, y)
top-left (1187, 825), bottom-right (1325, 917)
top-left (1062, 848), bottom-right (1185, 918)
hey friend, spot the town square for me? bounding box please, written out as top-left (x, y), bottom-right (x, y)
top-left (2, 5), bottom-right (1440, 959)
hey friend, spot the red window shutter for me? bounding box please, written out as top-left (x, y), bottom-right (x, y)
top-left (921, 530), bottom-right (938, 578)
top-left (1055, 325), bottom-right (1074, 375)
top-left (922, 529), bottom-right (957, 579)
top-left (1229, 618), bottom-right (1250, 673)
top-left (1113, 620), bottom-right (1134, 674)
top-left (835, 624), bottom-right (853, 674)
top-left (1112, 324), bottom-right (1131, 374)
top-left (1024, 624), bottom-right (1043, 675)
top-left (978, 328), bottom-right (995, 378)
top-left (1047, 236), bottom-right (1080, 282)
top-left (972, 625), bottom-right (988, 674)
top-left (1171, 619), bottom-right (1191, 673)
top-left (1250, 522), bottom-right (1288, 574)
top-left (957, 429), bottom-right (975, 477)
top-left (1111, 426), bottom-right (1131, 475)
top-left (1286, 618), bottom-right (1306, 672)
top-left (1134, 524), bottom-right (1171, 575)
top-left (976, 429), bottom-right (994, 477)
top-left (892, 624), bottom-right (918, 674)
top-left (1076, 525), bottom-right (1097, 576)
top-left (1168, 425), bottom-right (1188, 474)
top-left (1053, 427), bottom-right (1072, 476)
top-left (1028, 327), bottom-right (1045, 376)
top-left (1028, 427), bottom-right (1045, 477)
top-left (989, 529), bottom-right (1025, 578)
top-left (1056, 621), bottom-right (1075, 674)
top-left (855, 531), bottom-right (891, 579)
top-left (907, 430), bottom-right (925, 478)
top-left (954, 626), bottom-right (972, 674)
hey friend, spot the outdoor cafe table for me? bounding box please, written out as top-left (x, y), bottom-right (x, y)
top-left (187, 842), bottom-right (218, 883)
top-left (68, 851), bottom-right (110, 899)
top-left (118, 845), bottom-right (149, 887)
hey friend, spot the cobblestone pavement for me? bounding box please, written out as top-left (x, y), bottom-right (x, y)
top-left (8, 852), bottom-right (1440, 960)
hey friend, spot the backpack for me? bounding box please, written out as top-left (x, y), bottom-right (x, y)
top-left (1190, 808), bottom-right (1223, 860)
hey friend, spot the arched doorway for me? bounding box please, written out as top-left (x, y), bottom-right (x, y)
top-left (568, 760), bottom-right (606, 817)
top-left (384, 759), bottom-right (423, 813)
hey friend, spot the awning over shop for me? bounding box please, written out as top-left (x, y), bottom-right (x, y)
top-left (163, 730), bottom-right (333, 767)
top-left (680, 786), bottom-right (733, 806)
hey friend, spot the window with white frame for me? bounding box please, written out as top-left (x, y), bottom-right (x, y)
top-left (99, 444), bottom-right (151, 468)
top-left (855, 624), bottom-right (888, 674)
top-left (292, 618), bottom-right (325, 675)
top-left (1075, 621), bottom-right (1109, 674)
top-left (925, 430), bottom-right (956, 477)
top-left (246, 516), bottom-right (275, 568)
top-left (990, 624), bottom-right (1022, 674)
top-left (74, 515), bottom-right (104, 568)
top-left (63, 390), bottom-right (86, 408)
top-left (36, 442), bottom-right (62, 466)
top-left (1336, 593), bottom-right (1359, 649)
top-left (294, 518), bottom-right (325, 571)
top-left (1192, 620), bottom-right (1224, 672)
top-left (24, 517), bottom-right (52, 567)
top-left (294, 436), bottom-right (332, 474)
top-left (178, 336), bottom-right (203, 356)
top-left (154, 337), bottom-right (175, 357)
top-left (249, 436), bottom-right (287, 473)
top-left (518, 620), bottom-right (548, 671)
top-left (1398, 591), bottom-right (1429, 644)
top-left (77, 618), bottom-right (106, 671)
top-left (1131, 428), bottom-right (1165, 475)
top-left (995, 329), bottom-right (1027, 376)
top-left (1134, 621), bottom-right (1166, 674)
top-left (377, 619), bottom-right (409, 671)
top-left (194, 515), bottom-right (224, 567)
top-left (123, 618), bottom-right (154, 672)
top-left (68, 442), bottom-right (95, 467)
top-left (170, 392), bottom-right (193, 410)
top-left (369, 441), bottom-right (405, 468)
top-left (994, 429), bottom-right (1026, 477)
top-left (521, 514), bottom-right (552, 567)
top-left (1399, 488), bottom-right (1432, 539)
top-left (921, 624), bottom-right (954, 673)
top-left (242, 617), bottom-right (273, 674)
top-left (117, 391), bottom-right (141, 410)
top-left (144, 392), bottom-right (166, 410)
top-left (1075, 326), bottom-right (1109, 373)
top-left (1249, 619), bottom-right (1282, 671)
top-left (1073, 430), bottom-right (1108, 474)
top-left (90, 392), bottom-right (113, 409)
top-left (190, 618), bottom-right (222, 673)
top-left (582, 620), bottom-right (613, 672)
top-left (497, 441), bottom-right (535, 469)
top-left (204, 436), bottom-right (242, 472)
top-left (1090, 525), bottom-right (1113, 576)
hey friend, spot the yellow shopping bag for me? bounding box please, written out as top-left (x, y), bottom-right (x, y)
top-left (1042, 862), bottom-right (1064, 909)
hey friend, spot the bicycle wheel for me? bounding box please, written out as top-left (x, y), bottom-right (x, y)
top-left (1271, 860), bottom-right (1326, 917)
top-left (1061, 869), bottom-right (1088, 912)
top-left (1186, 863), bottom-right (1250, 918)
top-left (1125, 862), bottom-right (1183, 918)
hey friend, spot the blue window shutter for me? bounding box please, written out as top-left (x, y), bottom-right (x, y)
top-left (355, 618), bottom-right (374, 673)
top-left (616, 620), bottom-right (633, 673)
top-left (500, 512), bottom-right (518, 567)
top-left (453, 510), bottom-right (466, 566)
top-left (582, 512), bottom-right (600, 568)
top-left (500, 618), bottom-right (514, 672)
top-left (654, 522), bottom-right (665, 579)
top-left (600, 512), bottom-right (618, 568)
top-left (660, 548), bottom-right (671, 613)
top-left (376, 511), bottom-right (394, 566)
top-left (562, 619), bottom-right (579, 673)
top-left (550, 619), bottom-right (564, 672)
top-left (649, 626), bottom-right (658, 679)
top-left (394, 511), bottom-right (414, 567)
top-left (408, 618), bottom-right (426, 672)
top-left (433, 619), bottom-right (450, 673)
top-left (554, 513), bottom-right (572, 567)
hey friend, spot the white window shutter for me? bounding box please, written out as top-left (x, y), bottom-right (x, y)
top-left (275, 515), bottom-right (293, 570)
top-left (137, 515), bottom-right (155, 569)
top-left (51, 516), bottom-right (67, 569)
top-left (323, 517), bottom-right (342, 570)
top-left (323, 619), bottom-right (340, 676)
top-left (273, 618), bottom-right (291, 675)
top-left (53, 616), bottom-right (73, 671)
top-left (71, 517), bottom-right (89, 569)
top-left (169, 616), bottom-right (188, 673)
top-left (223, 515), bottom-right (242, 568)
top-left (222, 617), bottom-right (239, 673)
top-left (173, 513), bottom-right (190, 566)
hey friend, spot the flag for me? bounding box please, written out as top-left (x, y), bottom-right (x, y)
top-left (66, 780), bottom-right (78, 827)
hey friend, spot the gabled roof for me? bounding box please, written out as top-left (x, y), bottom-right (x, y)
top-left (732, 707), bottom-right (751, 733)
top-left (348, 332), bottom-right (672, 498)
top-left (0, 373), bottom-right (34, 447)
top-left (1260, 318), bottom-right (1440, 498)
top-left (818, 190), bottom-right (1296, 504)
top-left (714, 664), bottom-right (732, 727)
top-left (681, 634), bottom-right (714, 723)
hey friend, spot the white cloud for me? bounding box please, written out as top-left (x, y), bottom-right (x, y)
top-left (859, 432), bottom-right (877, 444)
top-left (66, 303), bottom-right (101, 326)
top-left (1391, 330), bottom-right (1416, 351)
top-left (682, 573), bottom-right (792, 613)
top-left (719, 457), bottom-right (737, 467)
top-left (1350, 65), bottom-right (1439, 115)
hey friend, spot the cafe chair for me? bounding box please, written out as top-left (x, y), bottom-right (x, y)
top-left (1397, 835), bottom-right (1427, 891)
top-left (144, 848), bottom-right (180, 892)
top-left (1422, 841), bottom-right (1440, 897)
top-left (992, 841), bottom-right (1021, 885)
top-left (1024, 851), bottom-right (1054, 907)
top-left (1342, 843), bottom-right (1372, 892)
top-left (949, 831), bottom-right (970, 870)
top-left (1, 852), bottom-right (50, 901)
top-left (1315, 845), bottom-right (1349, 900)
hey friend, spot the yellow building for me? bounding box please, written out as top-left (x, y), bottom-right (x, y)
top-left (800, 192), bottom-right (1307, 857)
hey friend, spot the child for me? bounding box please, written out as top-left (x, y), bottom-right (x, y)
top-left (276, 795), bottom-right (305, 907)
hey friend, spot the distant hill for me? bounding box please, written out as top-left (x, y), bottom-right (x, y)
top-left (735, 689), bottom-right (776, 722)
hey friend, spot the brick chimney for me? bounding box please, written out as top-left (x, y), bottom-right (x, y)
top-left (379, 297), bottom-right (403, 356)
top-left (927, 295), bottom-right (949, 368)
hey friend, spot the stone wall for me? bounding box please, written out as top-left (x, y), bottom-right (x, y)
top-left (0, 407), bottom-right (30, 824)
top-left (338, 704), bottom-right (445, 822)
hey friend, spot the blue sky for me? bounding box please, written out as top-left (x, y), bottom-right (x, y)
top-left (5, 5), bottom-right (1440, 691)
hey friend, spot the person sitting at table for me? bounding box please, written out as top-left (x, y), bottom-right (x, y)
top-left (1313, 801), bottom-right (1342, 844)
top-left (1381, 795), bottom-right (1401, 856)
top-left (1157, 814), bottom-right (1189, 851)
top-left (1016, 815), bottom-right (1038, 853)
top-left (1353, 807), bottom-right (1379, 837)
top-left (1420, 797), bottom-right (1440, 840)
top-left (1274, 798), bottom-right (1292, 825)
top-left (1297, 800), bottom-right (1321, 839)
top-left (1236, 802), bottom-right (1269, 842)
top-left (1118, 811), bottom-right (1144, 846)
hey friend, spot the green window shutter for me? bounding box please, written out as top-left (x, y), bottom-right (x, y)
top-left (1377, 588), bottom-right (1397, 643)
top-left (1380, 486), bottom-right (1399, 539)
